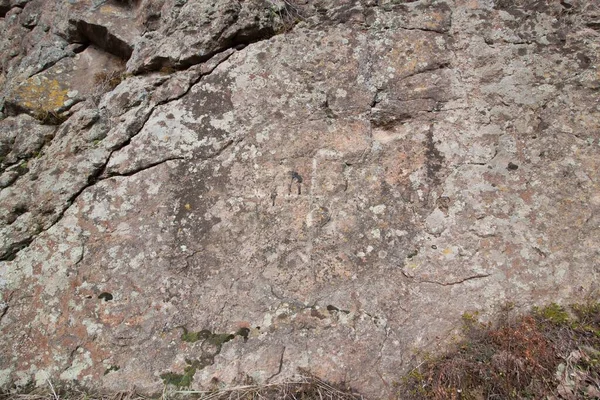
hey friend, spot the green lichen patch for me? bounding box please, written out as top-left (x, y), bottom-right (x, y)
top-left (180, 327), bottom-right (240, 345)
top-left (160, 355), bottom-right (219, 388)
top-left (180, 327), bottom-right (211, 343)
top-left (206, 332), bottom-right (235, 347)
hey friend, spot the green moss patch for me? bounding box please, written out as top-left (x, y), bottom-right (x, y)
top-left (180, 327), bottom-right (246, 346)
top-left (534, 302), bottom-right (570, 325)
top-left (180, 328), bottom-right (212, 343)
top-left (160, 363), bottom-right (197, 388)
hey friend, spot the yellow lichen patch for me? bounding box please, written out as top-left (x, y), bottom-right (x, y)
top-left (11, 76), bottom-right (70, 113)
top-left (99, 4), bottom-right (124, 15)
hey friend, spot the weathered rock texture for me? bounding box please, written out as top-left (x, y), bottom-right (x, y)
top-left (1, 0), bottom-right (600, 398)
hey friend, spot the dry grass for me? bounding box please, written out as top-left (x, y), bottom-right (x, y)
top-left (0, 372), bottom-right (363, 400)
top-left (266, 0), bottom-right (306, 33)
top-left (91, 70), bottom-right (125, 105)
top-left (399, 302), bottom-right (600, 399)
top-left (31, 109), bottom-right (68, 125)
top-left (0, 391), bottom-right (145, 400)
top-left (170, 372), bottom-right (363, 400)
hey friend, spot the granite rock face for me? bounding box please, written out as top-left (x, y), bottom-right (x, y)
top-left (1, 0), bottom-right (600, 398)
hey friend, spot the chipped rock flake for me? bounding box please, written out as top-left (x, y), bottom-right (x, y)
top-left (1, 0), bottom-right (600, 398)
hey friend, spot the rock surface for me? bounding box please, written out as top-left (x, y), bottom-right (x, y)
top-left (1, 0), bottom-right (600, 398)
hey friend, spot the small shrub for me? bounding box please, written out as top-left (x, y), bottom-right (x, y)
top-left (93, 70), bottom-right (123, 91)
top-left (400, 302), bottom-right (600, 399)
top-left (31, 109), bottom-right (67, 125)
top-left (91, 70), bottom-right (125, 105)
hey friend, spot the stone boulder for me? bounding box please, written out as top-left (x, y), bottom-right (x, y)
top-left (0, 0), bottom-right (599, 398)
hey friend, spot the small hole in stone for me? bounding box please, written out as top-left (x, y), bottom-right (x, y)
top-left (98, 292), bottom-right (113, 301)
top-left (507, 162), bottom-right (519, 171)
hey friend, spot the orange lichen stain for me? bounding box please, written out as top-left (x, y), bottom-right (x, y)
top-left (423, 12), bottom-right (446, 31)
top-left (432, 12), bottom-right (445, 23)
top-left (235, 321), bottom-right (251, 329)
top-left (100, 312), bottom-right (126, 327)
top-left (12, 76), bottom-right (69, 112)
top-left (463, 0), bottom-right (481, 8)
top-left (519, 189), bottom-right (534, 204)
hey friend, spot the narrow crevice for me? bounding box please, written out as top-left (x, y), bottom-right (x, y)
top-left (0, 303), bottom-right (8, 324)
top-left (586, 21), bottom-right (600, 31)
top-left (420, 273), bottom-right (491, 286)
top-left (25, 52), bottom-right (73, 80)
top-left (152, 49), bottom-right (237, 108)
top-left (398, 25), bottom-right (449, 34)
top-left (484, 38), bottom-right (534, 47)
top-left (106, 157), bottom-right (184, 178)
top-left (206, 139), bottom-right (235, 160)
top-left (376, 328), bottom-right (391, 366)
top-left (73, 244), bottom-right (85, 268)
top-left (470, 231), bottom-right (497, 239)
top-left (266, 347), bottom-right (286, 383)
top-left (398, 61), bottom-right (451, 83)
top-left (134, 14), bottom-right (300, 75)
top-left (0, 292), bottom-right (13, 324)
top-left (1, 238), bottom-right (34, 262)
